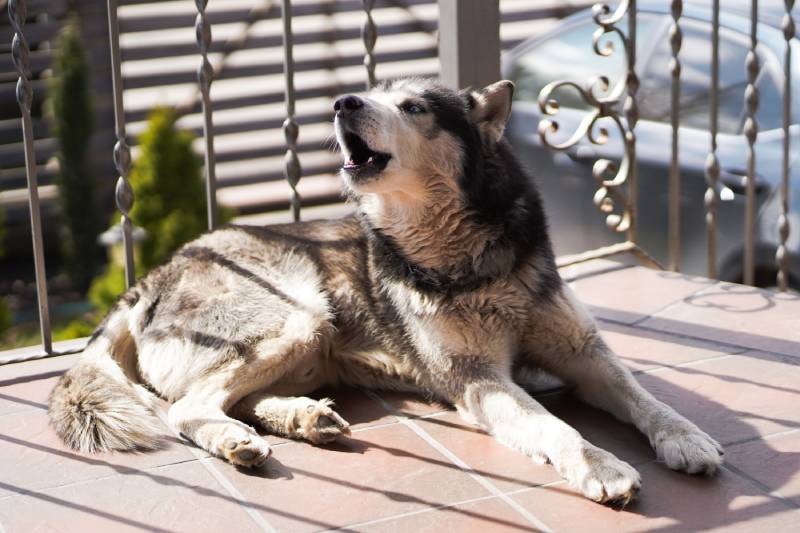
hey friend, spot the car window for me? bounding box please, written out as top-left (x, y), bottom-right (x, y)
top-left (637, 19), bottom-right (781, 133)
top-left (510, 15), bottom-right (661, 111)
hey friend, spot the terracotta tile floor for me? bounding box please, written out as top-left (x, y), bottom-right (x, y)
top-left (1, 259), bottom-right (799, 532)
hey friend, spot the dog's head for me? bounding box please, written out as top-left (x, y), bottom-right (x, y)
top-left (334, 78), bottom-right (515, 201)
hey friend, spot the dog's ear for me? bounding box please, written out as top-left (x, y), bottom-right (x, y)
top-left (466, 80), bottom-right (515, 143)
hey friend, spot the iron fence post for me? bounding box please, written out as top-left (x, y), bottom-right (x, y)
top-left (106, 0), bottom-right (135, 288)
top-left (9, 0), bottom-right (52, 354)
top-left (777, 1), bottom-right (795, 290)
top-left (196, 0), bottom-right (219, 231)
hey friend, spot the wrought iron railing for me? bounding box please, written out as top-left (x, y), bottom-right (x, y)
top-left (2, 0), bottom-right (797, 365)
top-left (537, 0), bottom-right (796, 290)
top-left (2, 0), bottom-right (390, 365)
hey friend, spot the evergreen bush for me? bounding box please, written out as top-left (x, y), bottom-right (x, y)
top-left (88, 107), bottom-right (232, 313)
top-left (50, 16), bottom-right (100, 291)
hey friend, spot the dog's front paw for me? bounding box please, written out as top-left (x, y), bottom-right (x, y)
top-left (218, 429), bottom-right (272, 468)
top-left (653, 421), bottom-right (724, 475)
top-left (568, 445), bottom-right (641, 506)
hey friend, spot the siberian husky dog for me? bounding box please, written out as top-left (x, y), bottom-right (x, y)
top-left (49, 78), bottom-right (723, 505)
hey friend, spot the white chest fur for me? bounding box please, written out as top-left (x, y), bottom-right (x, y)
top-left (384, 277), bottom-right (531, 369)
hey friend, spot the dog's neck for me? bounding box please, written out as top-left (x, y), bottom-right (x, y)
top-left (358, 185), bottom-right (516, 291)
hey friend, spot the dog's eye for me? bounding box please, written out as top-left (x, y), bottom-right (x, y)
top-left (402, 103), bottom-right (426, 115)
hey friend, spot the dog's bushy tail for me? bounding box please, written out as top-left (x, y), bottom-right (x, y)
top-left (48, 302), bottom-right (162, 453)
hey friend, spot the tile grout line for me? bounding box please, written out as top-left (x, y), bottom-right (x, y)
top-left (0, 457), bottom-right (204, 502)
top-left (634, 321), bottom-right (800, 362)
top-left (599, 315), bottom-right (800, 363)
top-left (323, 492), bottom-right (502, 532)
top-left (364, 391), bottom-right (555, 533)
top-left (596, 316), bottom-right (746, 355)
top-left (721, 463), bottom-right (800, 509)
top-left (560, 263), bottom-right (636, 283)
top-left (724, 427), bottom-right (800, 449)
top-left (632, 353), bottom-right (737, 376)
top-left (627, 280), bottom-right (723, 328)
top-left (333, 480), bottom-right (571, 531)
top-left (153, 408), bottom-right (279, 533)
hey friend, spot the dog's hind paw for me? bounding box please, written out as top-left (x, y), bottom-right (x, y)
top-left (654, 423), bottom-right (724, 475)
top-left (295, 398), bottom-right (351, 444)
top-left (570, 445), bottom-right (641, 506)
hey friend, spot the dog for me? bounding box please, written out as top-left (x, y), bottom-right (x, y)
top-left (49, 78), bottom-right (723, 505)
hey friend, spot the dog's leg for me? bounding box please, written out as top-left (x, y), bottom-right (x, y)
top-left (230, 393), bottom-right (351, 444)
top-left (458, 375), bottom-right (640, 505)
top-left (165, 306), bottom-right (332, 467)
top-left (524, 285), bottom-right (724, 475)
top-left (169, 391), bottom-right (272, 467)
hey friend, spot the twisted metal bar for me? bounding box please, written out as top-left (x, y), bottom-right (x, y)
top-left (195, 0), bottom-right (218, 231)
top-left (777, 0), bottom-right (795, 290)
top-left (538, 0), bottom-right (638, 237)
top-left (9, 0), bottom-right (52, 353)
top-left (743, 0), bottom-right (759, 286)
top-left (623, 0), bottom-right (639, 244)
top-left (362, 0), bottom-right (377, 89)
top-left (668, 0), bottom-right (683, 272)
top-left (704, 0), bottom-right (721, 279)
top-left (281, 0), bottom-right (301, 221)
top-left (107, 0), bottom-right (135, 288)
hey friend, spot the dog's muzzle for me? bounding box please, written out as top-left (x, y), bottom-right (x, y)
top-left (335, 96), bottom-right (392, 180)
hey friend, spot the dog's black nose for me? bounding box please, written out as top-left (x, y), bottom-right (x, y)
top-left (334, 95), bottom-right (363, 115)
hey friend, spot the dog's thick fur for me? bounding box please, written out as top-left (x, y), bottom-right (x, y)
top-left (49, 78), bottom-right (723, 504)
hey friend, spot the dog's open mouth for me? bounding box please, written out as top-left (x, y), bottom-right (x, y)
top-left (341, 131), bottom-right (391, 174)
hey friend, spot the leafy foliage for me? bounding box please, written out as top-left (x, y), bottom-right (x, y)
top-left (50, 16), bottom-right (100, 291)
top-left (128, 107), bottom-right (228, 269)
top-left (0, 298), bottom-right (10, 336)
top-left (87, 107), bottom-right (231, 314)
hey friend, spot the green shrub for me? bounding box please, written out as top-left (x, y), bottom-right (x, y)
top-left (128, 107), bottom-right (231, 270)
top-left (53, 317), bottom-right (96, 342)
top-left (87, 107), bottom-right (231, 314)
top-left (0, 298), bottom-right (11, 336)
top-left (50, 15), bottom-right (100, 291)
top-left (88, 263), bottom-right (142, 314)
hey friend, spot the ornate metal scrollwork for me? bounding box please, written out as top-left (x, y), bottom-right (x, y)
top-left (537, 0), bottom-right (638, 236)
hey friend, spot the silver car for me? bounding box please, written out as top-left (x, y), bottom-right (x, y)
top-left (504, 0), bottom-right (800, 287)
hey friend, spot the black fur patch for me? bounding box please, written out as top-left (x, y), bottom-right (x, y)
top-left (142, 292), bottom-right (162, 330)
top-left (365, 84), bottom-right (562, 299)
top-left (366, 224), bottom-right (496, 295)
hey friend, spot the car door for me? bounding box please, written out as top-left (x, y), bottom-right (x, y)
top-left (634, 18), bottom-right (790, 280)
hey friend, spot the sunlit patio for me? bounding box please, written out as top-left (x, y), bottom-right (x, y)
top-left (1, 256), bottom-right (798, 532)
